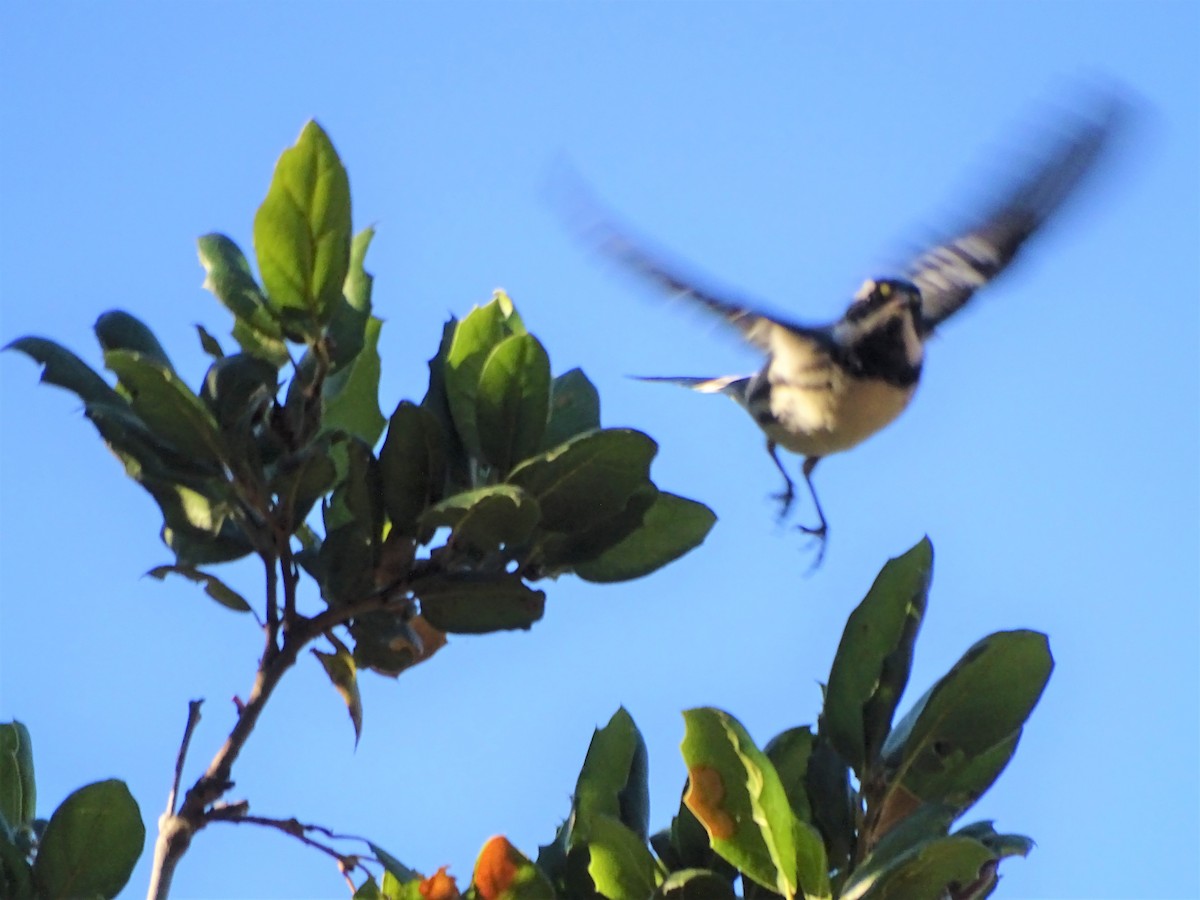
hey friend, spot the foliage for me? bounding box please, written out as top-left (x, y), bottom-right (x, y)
top-left (0, 722), bottom-right (145, 900)
top-left (5, 121), bottom-right (1051, 900)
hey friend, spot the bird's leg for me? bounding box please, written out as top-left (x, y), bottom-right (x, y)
top-left (796, 456), bottom-right (829, 567)
top-left (766, 440), bottom-right (796, 520)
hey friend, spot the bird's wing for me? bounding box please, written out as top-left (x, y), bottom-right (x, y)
top-left (906, 95), bottom-right (1126, 333)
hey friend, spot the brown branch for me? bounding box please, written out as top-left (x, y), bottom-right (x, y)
top-left (166, 701), bottom-right (204, 816)
top-left (208, 808), bottom-right (365, 870)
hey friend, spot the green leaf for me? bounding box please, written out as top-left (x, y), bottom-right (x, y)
top-left (195, 325), bottom-right (226, 359)
top-left (535, 485), bottom-right (657, 576)
top-left (326, 226), bottom-right (375, 373)
top-left (273, 444), bottom-right (338, 531)
top-left (145, 565), bottom-right (252, 613)
top-left (764, 727), bottom-right (814, 825)
top-left (803, 738), bottom-right (853, 881)
top-left (318, 439), bottom-right (383, 606)
top-left (94, 311), bottom-right (174, 371)
top-left (472, 835), bottom-right (555, 900)
top-left (420, 485), bottom-right (540, 558)
top-left (954, 821), bottom-right (1034, 861)
top-left (572, 708), bottom-right (651, 841)
top-left (679, 708), bottom-right (798, 898)
top-left (443, 294), bottom-right (526, 461)
top-left (196, 233), bottom-right (290, 366)
top-left (794, 819), bottom-right (832, 900)
top-left (103, 349), bottom-right (226, 467)
top-left (368, 841), bottom-right (422, 884)
top-left (581, 814), bottom-right (662, 900)
top-left (880, 631), bottom-right (1053, 816)
top-left (199, 353), bottom-right (278, 431)
top-left (253, 120), bottom-right (351, 332)
top-left (653, 869), bottom-right (737, 900)
top-left (323, 315), bottom-right (386, 445)
top-left (0, 723), bottom-right (35, 832)
top-left (508, 428), bottom-right (657, 532)
top-left (312, 634), bottom-right (363, 746)
top-left (5, 336), bottom-right (123, 408)
top-left (823, 538), bottom-right (932, 776)
top-left (421, 318), bottom-right (472, 492)
top-left (841, 834), bottom-right (994, 900)
top-left (476, 333), bottom-right (552, 474)
top-left (574, 492), bottom-right (715, 583)
top-left (415, 574), bottom-right (544, 634)
top-left (31, 780), bottom-right (144, 900)
top-left (379, 401), bottom-right (448, 537)
top-left (0, 831), bottom-right (35, 900)
top-left (543, 368), bottom-right (601, 450)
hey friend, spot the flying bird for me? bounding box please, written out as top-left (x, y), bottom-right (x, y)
top-left (569, 94), bottom-right (1126, 565)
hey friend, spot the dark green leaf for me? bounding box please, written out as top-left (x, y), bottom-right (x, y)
top-left (319, 439), bottom-right (383, 606)
top-left (0, 833), bottom-right (34, 900)
top-left (880, 631), bottom-right (1053, 815)
top-left (273, 445), bottom-right (338, 531)
top-left (199, 353), bottom-right (278, 431)
top-left (379, 401), bottom-right (448, 537)
top-left (323, 315), bottom-right (386, 445)
top-left (94, 311), bottom-right (174, 371)
top-left (824, 537), bottom-right (932, 776)
top-left (253, 120), bottom-right (352, 331)
top-left (312, 634), bottom-right (363, 745)
top-left (0, 723), bottom-right (35, 831)
top-left (421, 485), bottom-right (540, 558)
top-left (421, 318), bottom-right (472, 491)
top-left (804, 737), bottom-right (853, 877)
top-left (572, 708), bottom-right (651, 841)
top-left (145, 565), bottom-right (252, 613)
top-left (195, 325), bottom-right (225, 359)
top-left (32, 780), bottom-right (144, 900)
top-left (103, 349), bottom-right (225, 467)
top-left (841, 835), bottom-right (993, 900)
top-left (196, 233), bottom-right (289, 366)
top-left (5, 336), bottom-right (122, 407)
top-left (953, 821), bottom-right (1034, 861)
top-left (764, 727), bottom-right (814, 825)
top-left (443, 293), bottom-right (525, 461)
top-left (679, 708), bottom-right (797, 898)
top-left (574, 492), bottom-right (715, 583)
top-left (368, 841), bottom-right (422, 884)
top-left (415, 574), bottom-right (544, 634)
top-left (535, 485), bottom-right (657, 576)
top-left (543, 368), bottom-right (601, 450)
top-left (508, 428), bottom-right (657, 532)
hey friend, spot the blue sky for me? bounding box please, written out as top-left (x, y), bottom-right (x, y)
top-left (1, 3), bottom-right (1196, 899)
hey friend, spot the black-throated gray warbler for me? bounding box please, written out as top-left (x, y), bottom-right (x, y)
top-left (572, 96), bottom-right (1125, 564)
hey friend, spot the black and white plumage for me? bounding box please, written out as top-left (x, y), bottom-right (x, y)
top-left (570, 95), bottom-right (1125, 564)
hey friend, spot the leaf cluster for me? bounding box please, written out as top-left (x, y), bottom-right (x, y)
top-left (355, 539), bottom-right (1052, 900)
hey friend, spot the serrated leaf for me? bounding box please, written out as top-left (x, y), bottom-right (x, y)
top-left (472, 835), bottom-right (555, 900)
top-left (5, 336), bottom-right (123, 407)
top-left (880, 631), bottom-right (1053, 817)
top-left (313, 634), bottom-right (363, 745)
top-left (477, 333), bottom-right (551, 474)
top-left (0, 723), bottom-right (35, 832)
top-left (31, 780), bottom-right (144, 900)
top-left (94, 311), bottom-right (174, 371)
top-left (543, 368), bottom-right (601, 450)
top-left (145, 565), bottom-right (252, 613)
top-left (508, 428), bottom-right (657, 532)
top-left (323, 315), bottom-right (386, 445)
top-left (414, 574), bottom-right (544, 634)
top-left (253, 120), bottom-right (352, 331)
top-left (103, 349), bottom-right (226, 467)
top-left (443, 295), bottom-right (526, 461)
top-left (824, 538), bottom-right (932, 776)
top-left (680, 708), bottom-right (798, 898)
top-left (574, 491), bottom-right (715, 583)
top-left (196, 233), bottom-right (290, 366)
top-left (572, 707), bottom-right (651, 841)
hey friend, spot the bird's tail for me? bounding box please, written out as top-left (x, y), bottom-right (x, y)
top-left (632, 374), bottom-right (751, 397)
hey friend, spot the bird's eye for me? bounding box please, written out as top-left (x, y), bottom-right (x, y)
top-left (877, 282), bottom-right (892, 298)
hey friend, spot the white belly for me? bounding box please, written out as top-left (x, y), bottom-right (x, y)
top-left (764, 374), bottom-right (916, 457)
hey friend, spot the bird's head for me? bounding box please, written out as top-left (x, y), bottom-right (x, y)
top-left (846, 278), bottom-right (922, 324)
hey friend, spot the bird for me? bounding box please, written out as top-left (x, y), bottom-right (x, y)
top-left (568, 94), bottom-right (1125, 565)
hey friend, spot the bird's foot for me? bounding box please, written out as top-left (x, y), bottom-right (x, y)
top-left (796, 522), bottom-right (828, 571)
top-left (772, 488), bottom-right (796, 522)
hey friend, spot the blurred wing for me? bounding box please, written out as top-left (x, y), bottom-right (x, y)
top-left (908, 95), bottom-right (1126, 333)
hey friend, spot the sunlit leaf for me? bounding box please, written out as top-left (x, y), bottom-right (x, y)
top-left (145, 564), bottom-right (252, 613)
top-left (574, 492), bottom-right (715, 583)
top-left (323, 315), bottom-right (386, 445)
top-left (0, 723), bottom-right (35, 832)
top-left (196, 233), bottom-right (289, 366)
top-left (312, 634), bottom-right (363, 745)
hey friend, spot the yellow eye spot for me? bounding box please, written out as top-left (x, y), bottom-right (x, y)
top-left (878, 282), bottom-right (892, 298)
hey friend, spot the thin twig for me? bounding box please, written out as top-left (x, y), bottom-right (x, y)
top-left (264, 553), bottom-right (279, 657)
top-left (166, 700), bottom-right (204, 816)
top-left (208, 809), bottom-right (363, 871)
